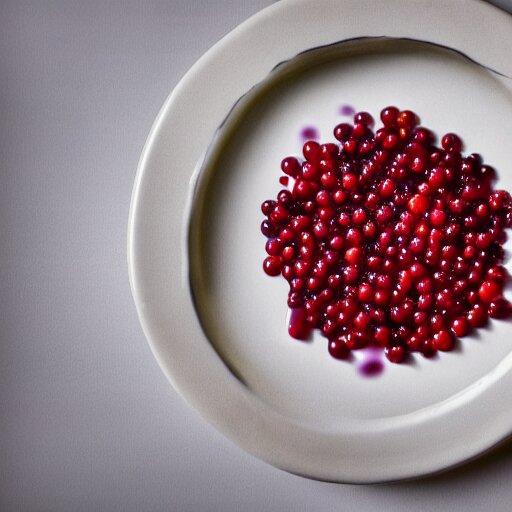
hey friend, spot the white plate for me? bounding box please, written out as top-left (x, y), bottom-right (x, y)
top-left (128, 0), bottom-right (512, 482)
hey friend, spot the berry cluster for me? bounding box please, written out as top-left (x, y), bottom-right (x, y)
top-left (261, 107), bottom-right (512, 363)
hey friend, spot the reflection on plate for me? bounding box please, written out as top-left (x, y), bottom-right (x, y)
top-left (129, 0), bottom-right (512, 482)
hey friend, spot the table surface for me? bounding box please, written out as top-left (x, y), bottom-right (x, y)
top-left (2, 1), bottom-right (512, 510)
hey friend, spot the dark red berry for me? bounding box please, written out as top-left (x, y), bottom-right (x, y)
top-left (478, 280), bottom-right (502, 303)
top-left (467, 304), bottom-right (487, 328)
top-left (281, 157), bottom-right (300, 177)
top-left (263, 256), bottom-right (282, 276)
top-left (385, 345), bottom-right (406, 363)
top-left (328, 338), bottom-right (350, 359)
top-left (441, 133), bottom-right (462, 152)
top-left (408, 194), bottom-right (429, 215)
top-left (451, 317), bottom-right (470, 337)
top-left (333, 123), bottom-right (352, 141)
top-left (433, 330), bottom-right (455, 351)
top-left (488, 298), bottom-right (512, 319)
top-left (380, 106), bottom-right (399, 127)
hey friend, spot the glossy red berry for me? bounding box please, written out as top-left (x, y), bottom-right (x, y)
top-left (467, 304), bottom-right (487, 328)
top-left (281, 157), bottom-right (300, 177)
top-left (430, 209), bottom-right (447, 227)
top-left (451, 317), bottom-right (470, 337)
top-left (263, 256), bottom-right (282, 276)
top-left (441, 133), bottom-right (462, 152)
top-left (354, 111), bottom-right (374, 126)
top-left (478, 280), bottom-right (502, 303)
top-left (385, 345), bottom-right (406, 363)
top-left (328, 338), bottom-right (350, 359)
top-left (408, 194), bottom-right (429, 215)
top-left (380, 106), bottom-right (399, 127)
top-left (488, 298), bottom-right (512, 319)
top-left (397, 110), bottom-right (417, 128)
top-left (333, 123), bottom-right (352, 141)
top-left (433, 330), bottom-right (455, 351)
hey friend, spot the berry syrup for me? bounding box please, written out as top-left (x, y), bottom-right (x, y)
top-left (339, 104), bottom-right (355, 116)
top-left (261, 107), bottom-right (512, 364)
top-left (300, 126), bottom-right (319, 141)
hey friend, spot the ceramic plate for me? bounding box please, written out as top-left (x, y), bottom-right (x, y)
top-left (128, 0), bottom-right (512, 482)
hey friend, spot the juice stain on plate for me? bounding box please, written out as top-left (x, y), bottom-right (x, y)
top-left (300, 126), bottom-right (319, 140)
top-left (358, 358), bottom-right (384, 377)
top-left (339, 104), bottom-right (355, 116)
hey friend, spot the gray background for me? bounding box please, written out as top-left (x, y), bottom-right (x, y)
top-left (1, 1), bottom-right (512, 510)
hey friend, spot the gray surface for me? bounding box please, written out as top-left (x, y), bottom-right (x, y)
top-left (1, 0), bottom-right (512, 510)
